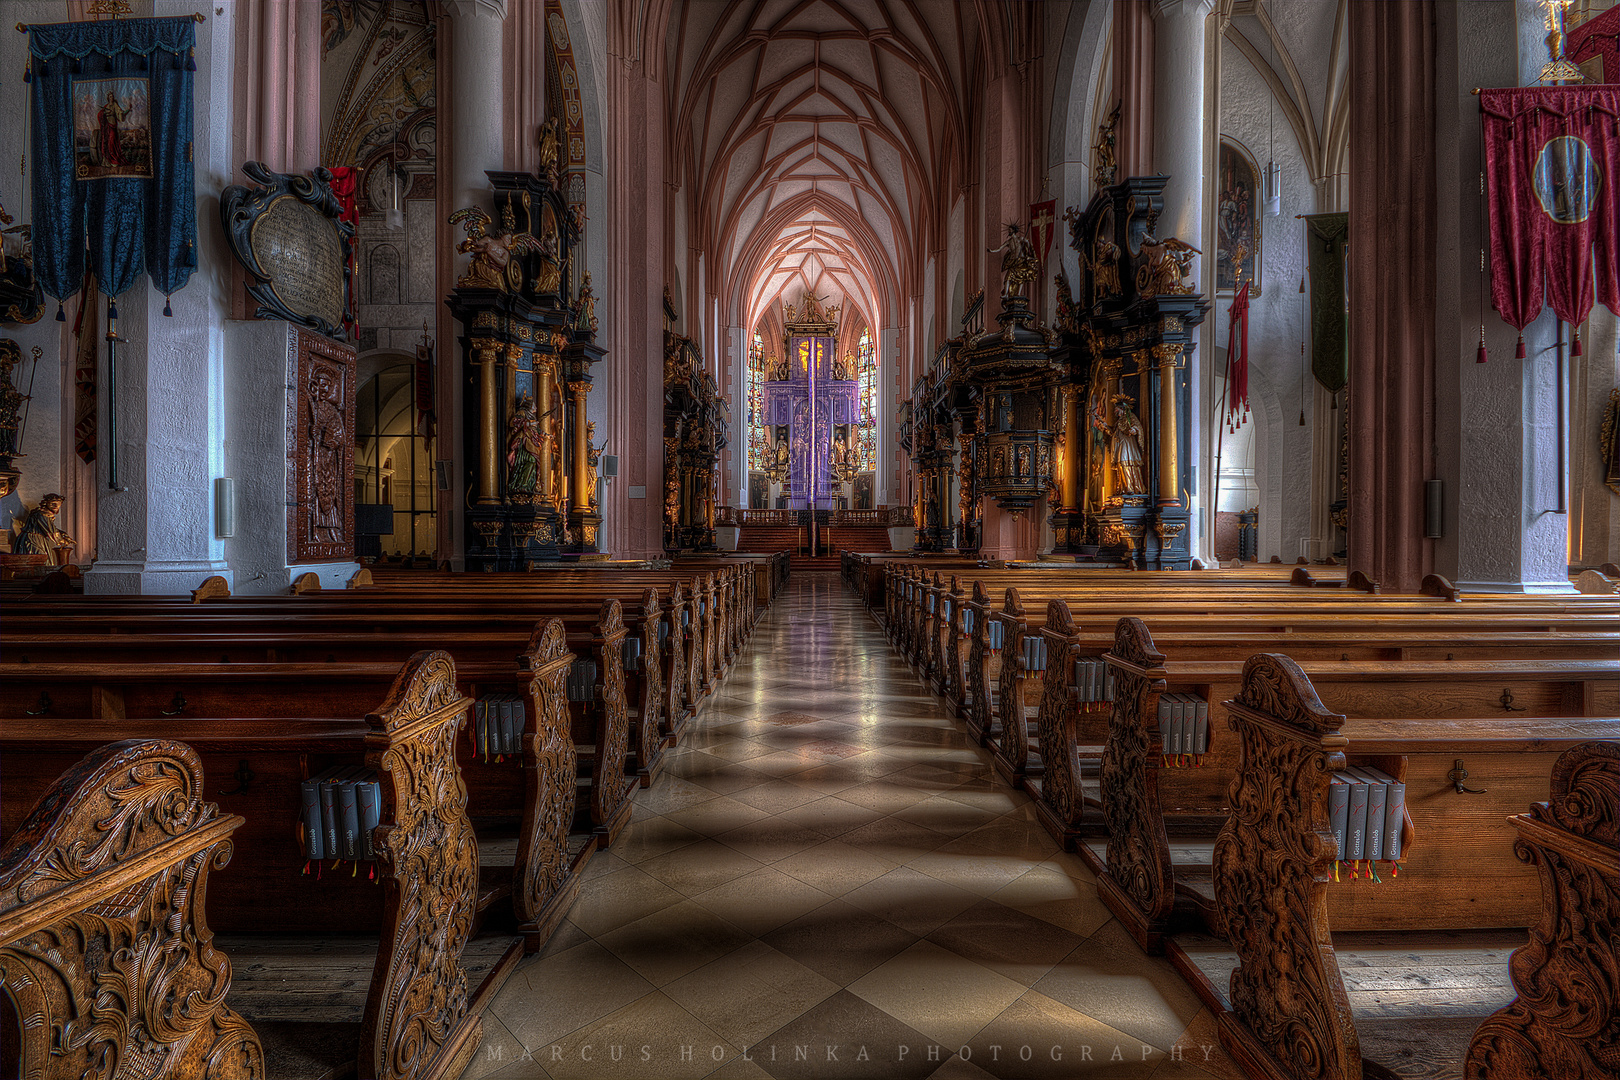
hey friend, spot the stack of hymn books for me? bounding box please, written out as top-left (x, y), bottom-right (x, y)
top-left (1156, 693), bottom-right (1209, 766)
top-left (299, 768), bottom-right (382, 866)
top-left (1329, 766), bottom-right (1408, 881)
top-left (475, 693), bottom-right (527, 761)
top-left (1021, 635), bottom-right (1050, 672)
top-left (566, 659), bottom-right (599, 702)
top-left (1074, 658), bottom-right (1116, 710)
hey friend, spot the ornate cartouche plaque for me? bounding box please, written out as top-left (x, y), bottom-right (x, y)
top-left (221, 162), bottom-right (353, 340)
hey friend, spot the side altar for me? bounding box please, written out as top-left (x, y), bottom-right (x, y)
top-left (446, 154), bottom-right (606, 570)
top-left (1058, 175), bottom-right (1208, 569)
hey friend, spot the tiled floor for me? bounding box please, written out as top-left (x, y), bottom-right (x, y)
top-left (463, 573), bottom-right (1244, 1080)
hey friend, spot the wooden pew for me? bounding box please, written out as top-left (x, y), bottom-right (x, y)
top-left (1, 604), bottom-right (641, 853)
top-left (1204, 656), bottom-right (1619, 1080)
top-left (0, 739), bottom-right (263, 1080)
top-left (1464, 741), bottom-right (1619, 1080)
top-left (1, 652), bottom-right (505, 1080)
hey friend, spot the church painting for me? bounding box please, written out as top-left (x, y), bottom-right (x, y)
top-left (1216, 138), bottom-right (1261, 295)
top-left (73, 78), bottom-right (152, 180)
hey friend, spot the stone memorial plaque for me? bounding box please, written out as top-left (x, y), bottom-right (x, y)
top-left (250, 195), bottom-right (345, 332)
top-left (221, 162), bottom-right (354, 340)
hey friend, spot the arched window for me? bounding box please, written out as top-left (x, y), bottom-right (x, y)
top-left (747, 331), bottom-right (770, 472)
top-left (856, 329), bottom-right (876, 471)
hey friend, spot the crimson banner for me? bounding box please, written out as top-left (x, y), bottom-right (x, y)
top-left (1481, 86), bottom-right (1620, 332)
top-left (1569, 7), bottom-right (1620, 84)
top-left (1028, 199), bottom-right (1057, 267)
top-left (1223, 281), bottom-right (1250, 432)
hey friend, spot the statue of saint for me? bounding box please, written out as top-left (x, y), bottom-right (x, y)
top-left (576, 271), bottom-right (599, 333)
top-left (1110, 397), bottom-right (1147, 494)
top-left (585, 421), bottom-right (602, 510)
top-left (506, 395), bottom-right (541, 495)
top-left (15, 493), bottom-right (74, 559)
top-left (534, 226), bottom-right (562, 294)
top-left (988, 222), bottom-right (1040, 298)
top-left (539, 117), bottom-right (561, 180)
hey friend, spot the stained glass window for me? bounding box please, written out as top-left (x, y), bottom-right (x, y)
top-left (856, 329), bottom-right (877, 471)
top-left (747, 332), bottom-right (770, 472)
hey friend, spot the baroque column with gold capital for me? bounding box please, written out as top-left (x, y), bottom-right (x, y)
top-left (1153, 342), bottom-right (1181, 506)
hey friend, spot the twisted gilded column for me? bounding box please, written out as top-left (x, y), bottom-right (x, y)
top-left (1061, 385), bottom-right (1081, 511)
top-left (535, 353), bottom-right (555, 506)
top-left (1154, 343), bottom-right (1181, 505)
top-left (475, 340), bottom-right (502, 504)
top-left (571, 380), bottom-right (592, 511)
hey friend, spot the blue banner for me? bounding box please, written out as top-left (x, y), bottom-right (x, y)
top-left (26, 16), bottom-right (197, 303)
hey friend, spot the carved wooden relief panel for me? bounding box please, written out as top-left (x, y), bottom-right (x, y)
top-left (589, 600), bottom-right (635, 831)
top-left (288, 326), bottom-right (358, 564)
top-left (0, 739), bottom-right (263, 1080)
top-left (1036, 600), bottom-right (1085, 830)
top-left (1212, 654), bottom-right (1359, 1080)
top-left (1465, 741), bottom-right (1618, 1080)
top-left (358, 650), bottom-right (478, 1080)
top-left (517, 619), bottom-right (578, 931)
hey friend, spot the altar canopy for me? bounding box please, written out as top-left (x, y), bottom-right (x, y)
top-left (764, 303), bottom-right (858, 507)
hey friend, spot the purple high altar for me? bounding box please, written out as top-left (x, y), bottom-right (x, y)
top-left (764, 297), bottom-right (858, 508)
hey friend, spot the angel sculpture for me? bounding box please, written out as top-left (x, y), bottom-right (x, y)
top-left (450, 207), bottom-right (541, 292)
top-left (1137, 234), bottom-right (1200, 298)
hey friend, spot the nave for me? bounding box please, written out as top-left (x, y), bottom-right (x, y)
top-left (465, 572), bottom-right (1225, 1080)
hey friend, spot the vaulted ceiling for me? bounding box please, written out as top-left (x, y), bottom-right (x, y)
top-left (666, 0), bottom-right (982, 336)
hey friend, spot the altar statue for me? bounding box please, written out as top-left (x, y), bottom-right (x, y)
top-left (450, 207), bottom-right (540, 292)
top-left (1110, 397), bottom-right (1146, 494)
top-left (15, 493), bottom-right (74, 559)
top-left (506, 395), bottom-right (541, 495)
top-left (989, 221), bottom-right (1040, 298)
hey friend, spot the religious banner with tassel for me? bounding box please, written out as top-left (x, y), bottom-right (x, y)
top-left (1480, 86), bottom-right (1620, 359)
top-left (1028, 199), bottom-right (1057, 268)
top-left (22, 16), bottom-right (198, 320)
top-left (1223, 281), bottom-right (1250, 432)
top-left (1568, 5), bottom-right (1620, 84)
top-left (1304, 212), bottom-right (1348, 393)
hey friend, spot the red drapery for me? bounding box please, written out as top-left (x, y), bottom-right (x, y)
top-left (1569, 7), bottom-right (1620, 84)
top-left (1223, 281), bottom-right (1250, 431)
top-left (1481, 86), bottom-right (1620, 334)
top-left (1028, 199), bottom-right (1057, 266)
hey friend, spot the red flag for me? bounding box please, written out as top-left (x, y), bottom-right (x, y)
top-left (1480, 87), bottom-right (1620, 333)
top-left (1028, 200), bottom-right (1057, 267)
top-left (325, 166), bottom-right (361, 335)
top-left (1224, 282), bottom-right (1250, 432)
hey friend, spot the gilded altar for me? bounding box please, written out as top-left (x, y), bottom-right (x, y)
top-left (1059, 176), bottom-right (1208, 569)
top-left (447, 170), bottom-right (604, 569)
top-left (663, 291), bottom-right (729, 551)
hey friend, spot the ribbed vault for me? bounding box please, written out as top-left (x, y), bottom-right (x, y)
top-left (667, 0), bottom-right (980, 336)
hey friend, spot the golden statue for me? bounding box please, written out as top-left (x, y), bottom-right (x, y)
top-left (1094, 101), bottom-right (1120, 187)
top-left (989, 222), bottom-right (1040, 298)
top-left (534, 225), bottom-right (562, 294)
top-left (1137, 234), bottom-right (1199, 298)
top-left (505, 396), bottom-right (541, 495)
top-left (539, 117), bottom-right (561, 181)
top-left (1092, 235), bottom-right (1121, 297)
top-left (585, 421), bottom-right (602, 510)
top-left (576, 271), bottom-right (599, 333)
top-left (15, 493), bottom-right (74, 559)
top-left (450, 206), bottom-right (539, 291)
top-left (1109, 396), bottom-right (1147, 494)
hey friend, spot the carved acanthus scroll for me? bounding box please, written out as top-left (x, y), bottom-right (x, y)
top-left (360, 649), bottom-right (481, 1080)
top-left (516, 619), bottom-right (578, 933)
top-left (1035, 600), bottom-right (1084, 816)
top-left (589, 601), bottom-right (635, 833)
top-left (966, 582), bottom-right (996, 745)
top-left (994, 588), bottom-right (1032, 776)
top-left (1465, 741), bottom-right (1619, 1080)
top-left (1212, 654), bottom-right (1359, 1080)
top-left (0, 739), bottom-right (264, 1080)
top-left (1099, 617), bottom-right (1176, 948)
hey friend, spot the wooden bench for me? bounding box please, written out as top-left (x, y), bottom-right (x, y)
top-left (1, 651), bottom-right (509, 1080)
top-left (1199, 657), bottom-right (1619, 1080)
top-left (0, 738), bottom-right (262, 1080)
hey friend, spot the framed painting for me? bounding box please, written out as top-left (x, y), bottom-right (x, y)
top-left (73, 77), bottom-right (153, 180)
top-left (1216, 138), bottom-right (1261, 295)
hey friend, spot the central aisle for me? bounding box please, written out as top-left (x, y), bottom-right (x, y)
top-left (469, 573), bottom-right (1238, 1080)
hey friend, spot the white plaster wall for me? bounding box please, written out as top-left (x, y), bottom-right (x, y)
top-left (1218, 47), bottom-right (1314, 564)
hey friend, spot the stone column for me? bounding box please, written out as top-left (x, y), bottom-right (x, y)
top-left (1153, 0), bottom-right (1212, 558)
top-left (1113, 0), bottom-right (1156, 177)
top-left (1348, 0), bottom-right (1436, 594)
